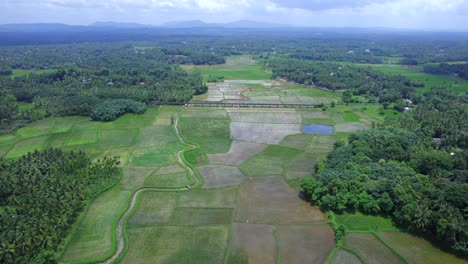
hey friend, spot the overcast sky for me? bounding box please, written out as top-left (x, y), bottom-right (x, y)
top-left (1, 0), bottom-right (467, 30)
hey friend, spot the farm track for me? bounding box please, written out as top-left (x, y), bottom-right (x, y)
top-left (98, 112), bottom-right (200, 264)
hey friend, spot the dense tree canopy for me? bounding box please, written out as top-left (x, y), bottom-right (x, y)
top-left (302, 88), bottom-right (467, 256)
top-left (270, 58), bottom-right (419, 104)
top-left (0, 149), bottom-right (121, 263)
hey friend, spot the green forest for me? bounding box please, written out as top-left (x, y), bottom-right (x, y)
top-left (302, 87), bottom-right (467, 255)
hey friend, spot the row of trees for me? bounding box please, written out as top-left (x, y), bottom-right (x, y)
top-left (0, 48), bottom-right (208, 131)
top-left (302, 87), bottom-right (467, 256)
top-left (424, 63), bottom-right (468, 80)
top-left (0, 149), bottom-right (121, 263)
top-left (269, 58), bottom-right (419, 104)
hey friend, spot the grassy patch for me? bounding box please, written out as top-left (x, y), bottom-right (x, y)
top-left (15, 118), bottom-right (56, 139)
top-left (129, 142), bottom-right (184, 167)
top-left (182, 55), bottom-right (272, 80)
top-left (171, 207), bottom-right (233, 226)
top-left (134, 125), bottom-right (177, 147)
top-left (0, 134), bottom-right (20, 147)
top-left (343, 111), bottom-right (361, 122)
top-left (180, 116), bottom-right (231, 154)
top-left (183, 148), bottom-right (209, 166)
top-left (98, 129), bottom-right (138, 149)
top-left (240, 145), bottom-right (303, 176)
top-left (121, 225), bottom-right (229, 264)
top-left (4, 135), bottom-right (48, 159)
top-left (51, 116), bottom-right (85, 133)
top-left (335, 212), bottom-right (397, 231)
top-left (144, 171), bottom-right (191, 188)
top-left (128, 192), bottom-right (177, 226)
top-left (65, 129), bottom-right (98, 146)
top-left (61, 188), bottom-right (132, 263)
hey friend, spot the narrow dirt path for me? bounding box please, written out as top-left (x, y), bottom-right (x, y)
top-left (99, 112), bottom-right (199, 264)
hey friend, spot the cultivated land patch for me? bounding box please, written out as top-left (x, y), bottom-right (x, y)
top-left (15, 118), bottom-right (55, 138)
top-left (0, 134), bottom-right (20, 146)
top-left (179, 116), bottom-right (231, 154)
top-left (379, 232), bottom-right (467, 264)
top-left (61, 188), bottom-right (133, 263)
top-left (277, 224), bottom-right (335, 264)
top-left (228, 223), bottom-right (277, 264)
top-left (144, 171), bottom-right (191, 188)
top-left (227, 110), bottom-right (302, 124)
top-left (197, 165), bottom-right (245, 188)
top-left (231, 122), bottom-right (301, 144)
top-left (120, 225), bottom-right (229, 264)
top-left (182, 55), bottom-right (272, 80)
top-left (234, 176), bottom-right (327, 224)
top-left (66, 129), bottom-right (98, 146)
top-left (4, 135), bottom-right (48, 159)
top-left (344, 233), bottom-right (405, 264)
top-left (335, 122), bottom-right (369, 133)
top-left (171, 207), bottom-right (233, 226)
top-left (129, 142), bottom-right (183, 167)
top-left (330, 249), bottom-right (363, 264)
top-left (120, 166), bottom-right (157, 190)
top-left (128, 192), bottom-right (177, 226)
top-left (98, 129), bottom-right (138, 149)
top-left (134, 125), bottom-right (177, 147)
top-left (207, 140), bottom-right (267, 166)
top-left (177, 186), bottom-right (238, 208)
top-left (240, 145), bottom-right (303, 177)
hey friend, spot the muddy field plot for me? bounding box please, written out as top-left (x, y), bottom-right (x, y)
top-left (121, 225), bottom-right (229, 264)
top-left (207, 140), bottom-right (267, 166)
top-left (277, 224), bottom-right (334, 264)
top-left (197, 165), bottom-right (245, 188)
top-left (181, 108), bottom-right (228, 118)
top-left (330, 249), bottom-right (363, 264)
top-left (228, 223), bottom-right (277, 264)
top-left (231, 122), bottom-right (301, 144)
top-left (177, 186), bottom-right (238, 208)
top-left (227, 110), bottom-right (302, 124)
top-left (344, 233), bottom-right (405, 264)
top-left (171, 208), bottom-right (233, 226)
top-left (234, 176), bottom-right (326, 224)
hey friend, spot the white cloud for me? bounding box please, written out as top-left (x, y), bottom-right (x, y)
top-left (0, 0), bottom-right (466, 30)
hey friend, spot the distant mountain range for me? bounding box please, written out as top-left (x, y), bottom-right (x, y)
top-left (0, 20), bottom-right (291, 32)
top-left (160, 20), bottom-right (289, 28)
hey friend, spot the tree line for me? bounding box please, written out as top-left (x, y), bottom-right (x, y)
top-left (302, 87), bottom-right (467, 256)
top-left (424, 63), bottom-right (468, 81)
top-left (269, 57), bottom-right (421, 104)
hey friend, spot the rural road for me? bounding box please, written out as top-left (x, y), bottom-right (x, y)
top-left (99, 112), bottom-right (200, 264)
